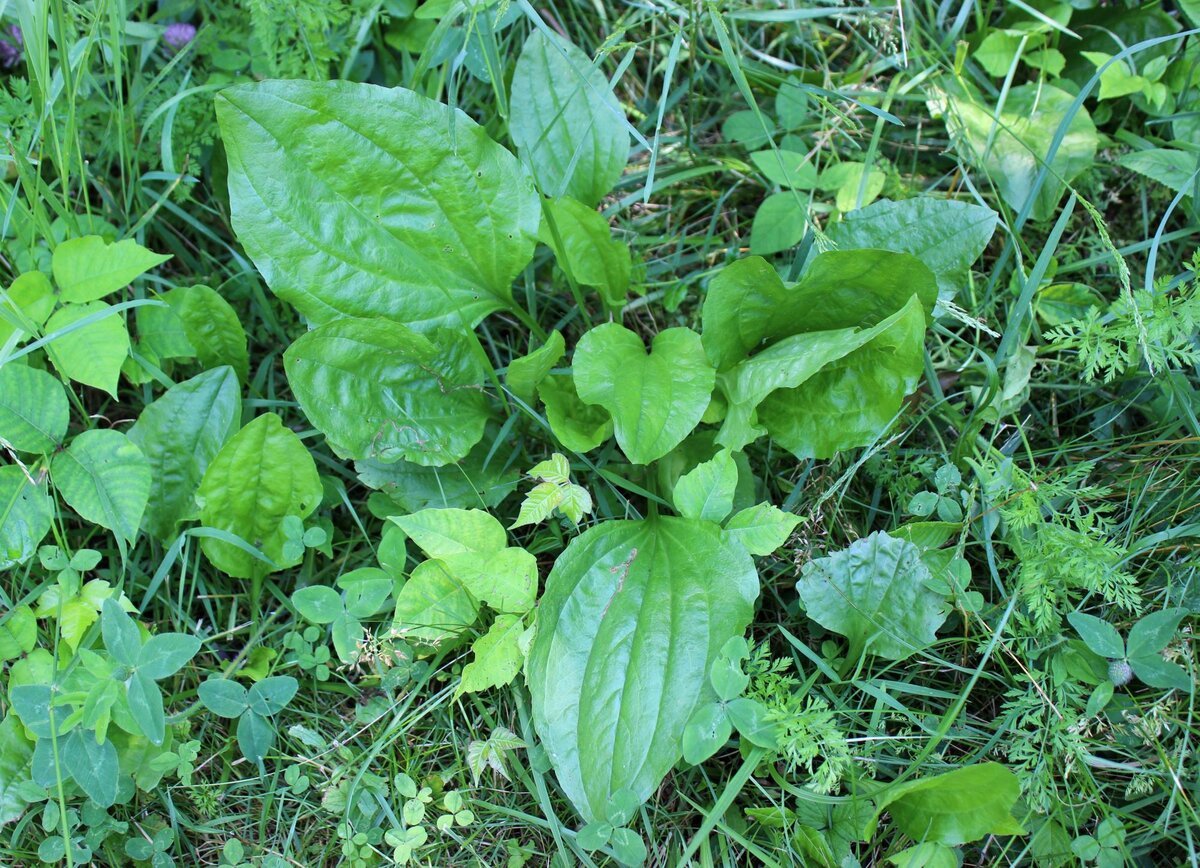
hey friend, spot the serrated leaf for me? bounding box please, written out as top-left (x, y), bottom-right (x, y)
top-left (284, 318), bottom-right (488, 466)
top-left (216, 80), bottom-right (539, 330)
top-left (574, 323), bottom-right (715, 465)
top-left (195, 413), bottom-right (323, 579)
top-left (797, 532), bottom-right (947, 661)
top-left (127, 367), bottom-right (241, 542)
top-left (51, 429), bottom-right (151, 546)
top-left (510, 31), bottom-right (629, 206)
top-left (51, 236), bottom-right (169, 303)
top-left (527, 516), bottom-right (758, 822)
top-left (458, 614), bottom-right (525, 695)
top-left (0, 365), bottom-right (69, 454)
top-left (867, 763), bottom-right (1024, 845)
top-left (43, 302), bottom-right (130, 397)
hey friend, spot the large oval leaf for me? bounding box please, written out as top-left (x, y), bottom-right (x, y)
top-left (573, 324), bottom-right (714, 465)
top-left (216, 80), bottom-right (539, 330)
top-left (128, 367), bottom-right (242, 541)
top-left (43, 302), bottom-right (130, 397)
top-left (527, 516), bottom-right (759, 822)
top-left (284, 318), bottom-right (489, 466)
top-left (0, 365), bottom-right (69, 454)
top-left (510, 30), bottom-right (629, 206)
top-left (50, 429), bottom-right (151, 546)
top-left (0, 465), bottom-right (52, 570)
top-left (195, 413), bottom-right (322, 579)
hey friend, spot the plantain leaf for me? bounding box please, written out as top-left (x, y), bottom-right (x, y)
top-left (51, 429), bottom-right (151, 546)
top-left (164, 286), bottom-right (250, 382)
top-left (527, 516), bottom-right (759, 822)
top-left (573, 323), bottom-right (714, 465)
top-left (128, 367), bottom-right (241, 541)
top-left (510, 30), bottom-right (629, 206)
top-left (216, 80), bottom-right (539, 330)
top-left (284, 317), bottom-right (489, 467)
top-left (195, 413), bottom-right (323, 579)
top-left (867, 763), bottom-right (1025, 845)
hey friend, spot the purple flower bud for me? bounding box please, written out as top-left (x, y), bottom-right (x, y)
top-left (0, 25), bottom-right (23, 69)
top-left (163, 22), bottom-right (196, 53)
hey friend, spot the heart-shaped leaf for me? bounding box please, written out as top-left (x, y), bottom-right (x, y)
top-left (573, 323), bottom-right (714, 465)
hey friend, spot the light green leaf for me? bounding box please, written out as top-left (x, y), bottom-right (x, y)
top-left (0, 606), bottom-right (36, 661)
top-left (867, 763), bottom-right (1024, 845)
top-left (818, 161), bottom-right (886, 212)
top-left (724, 503), bottom-right (801, 556)
top-left (195, 413), bottom-right (323, 579)
top-left (51, 236), bottom-right (170, 304)
top-left (826, 198), bottom-right (998, 301)
top-left (682, 702), bottom-right (731, 765)
top-left (750, 150), bottom-right (818, 189)
top-left (284, 318), bottom-right (488, 466)
top-left (1082, 51), bottom-right (1150, 100)
top-left (573, 323), bottom-right (715, 465)
top-left (1117, 149), bottom-right (1199, 196)
top-left (453, 546), bottom-right (539, 614)
top-left (886, 843), bottom-right (959, 868)
top-left (749, 192), bottom-right (806, 256)
top-left (797, 531), bottom-right (947, 661)
top-left (216, 80), bottom-right (539, 330)
top-left (340, 568), bottom-right (394, 618)
top-left (673, 449), bottom-right (737, 522)
top-left (127, 367), bottom-right (241, 541)
top-left (292, 586), bottom-right (343, 625)
top-left (527, 516), bottom-right (759, 822)
top-left (0, 713), bottom-right (35, 824)
top-left (0, 469), bottom-right (58, 570)
top-left (0, 272), bottom-right (54, 346)
top-left (0, 365), bottom-right (69, 453)
top-left (948, 83), bottom-right (1097, 222)
top-left (510, 30), bottom-right (629, 206)
top-left (356, 434), bottom-right (518, 513)
top-left (43, 302), bottom-right (130, 397)
top-left (391, 508), bottom-right (506, 560)
top-left (164, 286), bottom-right (250, 382)
top-left (973, 29), bottom-right (1025, 77)
top-left (391, 559), bottom-right (479, 648)
top-left (51, 429), bottom-right (151, 546)
top-left (540, 197), bottom-right (631, 308)
top-left (507, 330), bottom-right (565, 405)
top-left (127, 671), bottom-right (165, 744)
top-left (540, 373), bottom-right (613, 453)
top-left (458, 614), bottom-right (526, 696)
top-left (726, 697), bottom-right (778, 748)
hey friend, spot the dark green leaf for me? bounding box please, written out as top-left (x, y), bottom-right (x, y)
top-left (61, 729), bottom-right (119, 807)
top-left (237, 711), bottom-right (275, 765)
top-left (197, 678), bottom-right (249, 718)
top-left (101, 598), bottom-right (141, 667)
top-left (126, 671), bottom-right (166, 744)
top-left (1129, 654), bottom-right (1192, 691)
top-left (1126, 608), bottom-right (1187, 658)
top-left (292, 586), bottom-right (344, 625)
top-left (247, 676), bottom-right (299, 716)
top-left (1066, 612), bottom-right (1125, 659)
top-left (138, 634), bottom-right (201, 680)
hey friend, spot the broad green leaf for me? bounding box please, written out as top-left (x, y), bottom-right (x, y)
top-left (216, 80), bottom-right (539, 330)
top-left (43, 302), bottom-right (130, 397)
top-left (237, 711), bottom-right (274, 765)
top-left (507, 330), bottom-right (565, 405)
top-left (391, 508), bottom-right (506, 560)
top-left (356, 437), bottom-right (518, 514)
top-left (284, 318), bottom-right (488, 466)
top-left (330, 611), bottom-right (365, 664)
top-left (973, 29), bottom-right (1024, 77)
top-left (750, 150), bottom-right (818, 189)
top-left (723, 110), bottom-right (775, 148)
top-left (948, 83), bottom-right (1097, 222)
top-left (540, 197), bottom-right (631, 308)
top-left (886, 843), bottom-right (958, 868)
top-left (292, 586), bottom-right (343, 625)
top-left (51, 429), bottom-right (151, 546)
top-left (127, 671), bottom-right (165, 744)
top-left (724, 503), bottom-right (801, 556)
top-left (1118, 149), bottom-right (1199, 196)
top-left (0, 271), bottom-right (54, 345)
top-left (458, 614), bottom-right (525, 695)
top-left (573, 323), bottom-right (715, 465)
top-left (540, 373), bottom-right (613, 453)
top-left (101, 598), bottom-right (141, 667)
top-left (134, 298), bottom-right (194, 364)
top-left (1127, 608), bottom-right (1187, 658)
top-left (818, 161), bottom-right (886, 212)
top-left (726, 697), bottom-right (778, 748)
top-left (1081, 51), bottom-right (1151, 100)
top-left (61, 729), bottom-right (119, 806)
top-left (453, 546), bottom-right (539, 614)
top-left (867, 763), bottom-right (1025, 845)
top-left (759, 295), bottom-right (927, 458)
top-left (138, 634), bottom-right (201, 679)
top-left (701, 256), bottom-right (795, 372)
top-left (750, 192), bottom-right (806, 256)
top-left (672, 449), bottom-right (737, 522)
top-left (796, 532), bottom-right (947, 661)
top-left (0, 469), bottom-right (56, 569)
top-left (198, 678), bottom-right (249, 718)
top-left (247, 676), bottom-right (299, 716)
top-left (391, 559), bottom-right (479, 648)
top-left (1066, 612), bottom-right (1125, 659)
top-left (776, 78), bottom-right (810, 129)
top-left (0, 365), bottom-right (69, 453)
top-left (0, 713), bottom-right (34, 824)
top-left (195, 413), bottom-right (323, 579)
top-left (51, 236), bottom-right (170, 303)
top-left (0, 605), bottom-right (36, 661)
top-left (1129, 654), bottom-right (1192, 691)
top-left (527, 516), bottom-right (759, 822)
top-left (510, 30), bottom-right (629, 207)
top-left (826, 198), bottom-right (998, 301)
top-left (682, 702), bottom-right (731, 765)
top-left (128, 367), bottom-right (241, 541)
top-left (164, 286), bottom-right (250, 382)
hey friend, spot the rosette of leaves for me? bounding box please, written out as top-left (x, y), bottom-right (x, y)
top-left (701, 249), bottom-right (937, 459)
